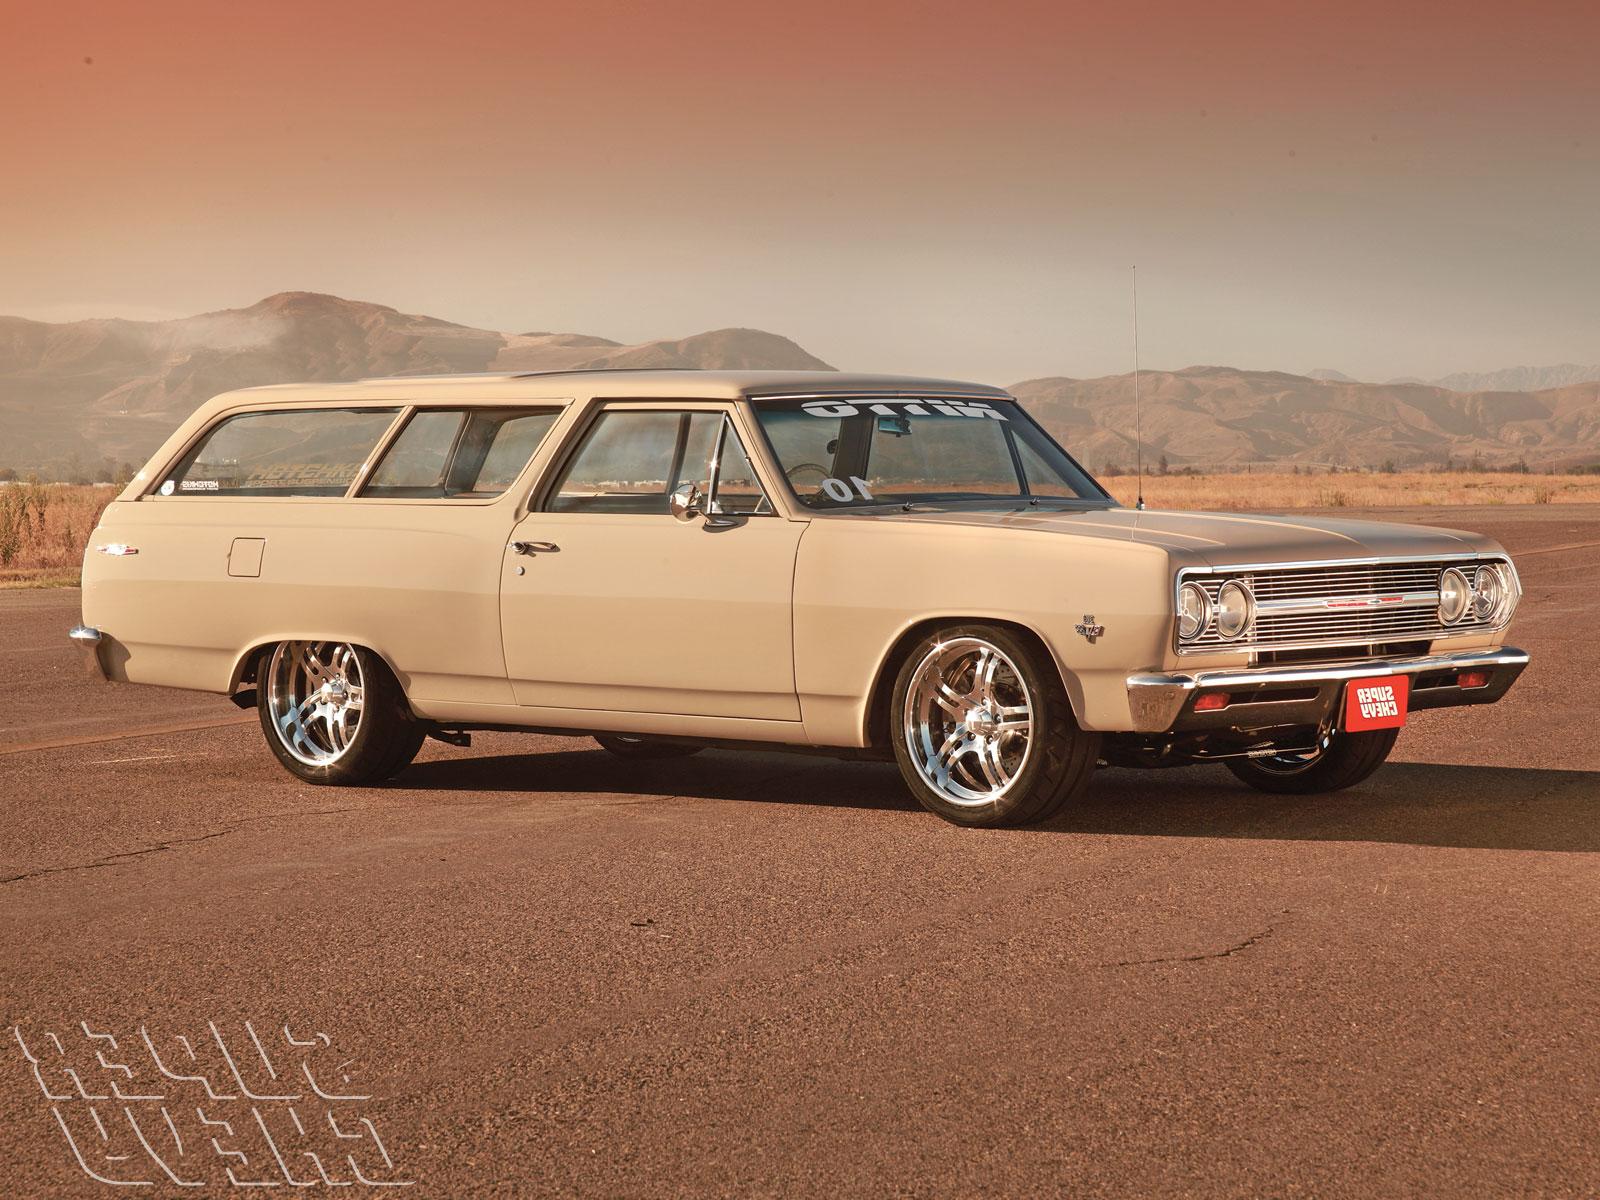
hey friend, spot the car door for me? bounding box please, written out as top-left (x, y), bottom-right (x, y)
top-left (499, 402), bottom-right (805, 720)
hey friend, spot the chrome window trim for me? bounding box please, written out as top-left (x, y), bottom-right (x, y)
top-left (1172, 553), bottom-right (1521, 655)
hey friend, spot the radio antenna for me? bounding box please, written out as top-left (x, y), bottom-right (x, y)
top-left (1132, 265), bottom-right (1145, 511)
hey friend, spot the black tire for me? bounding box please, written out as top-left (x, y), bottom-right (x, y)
top-left (594, 734), bottom-right (704, 761)
top-left (1225, 728), bottom-right (1399, 795)
top-left (889, 623), bottom-right (1099, 828)
top-left (257, 642), bottom-right (425, 785)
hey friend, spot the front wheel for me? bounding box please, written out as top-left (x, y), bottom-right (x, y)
top-left (891, 624), bottom-right (1099, 827)
top-left (258, 641), bottom-right (425, 785)
top-left (1225, 728), bottom-right (1398, 795)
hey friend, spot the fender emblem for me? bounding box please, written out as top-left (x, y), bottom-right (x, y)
top-left (1074, 615), bottom-right (1105, 643)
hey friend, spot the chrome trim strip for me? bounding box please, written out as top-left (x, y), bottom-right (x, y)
top-left (1126, 647), bottom-right (1529, 732)
top-left (1254, 589), bottom-right (1439, 616)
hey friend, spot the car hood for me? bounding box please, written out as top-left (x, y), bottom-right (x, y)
top-left (869, 506), bottom-right (1496, 566)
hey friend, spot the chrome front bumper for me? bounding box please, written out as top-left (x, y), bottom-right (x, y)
top-left (1126, 647), bottom-right (1529, 734)
top-left (69, 624), bottom-right (109, 680)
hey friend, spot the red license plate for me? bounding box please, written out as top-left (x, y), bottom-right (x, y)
top-left (1344, 675), bottom-right (1409, 731)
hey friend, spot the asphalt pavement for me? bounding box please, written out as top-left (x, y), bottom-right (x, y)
top-left (2, 505), bottom-right (1597, 1197)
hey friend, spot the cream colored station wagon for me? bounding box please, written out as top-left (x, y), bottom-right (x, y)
top-left (75, 370), bottom-right (1528, 827)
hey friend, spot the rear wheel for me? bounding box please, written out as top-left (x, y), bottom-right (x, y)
top-left (257, 641), bottom-right (425, 784)
top-left (890, 624), bottom-right (1099, 828)
top-left (1225, 728), bottom-right (1398, 795)
top-left (594, 734), bottom-right (704, 760)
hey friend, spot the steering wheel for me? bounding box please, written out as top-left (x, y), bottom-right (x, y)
top-left (785, 462), bottom-right (831, 486)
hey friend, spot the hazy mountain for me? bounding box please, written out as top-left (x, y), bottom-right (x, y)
top-left (2, 293), bottom-right (1598, 475)
top-left (1431, 364), bottom-right (1600, 393)
top-left (1307, 363), bottom-right (1600, 392)
top-left (1011, 366), bottom-right (1600, 471)
top-left (0, 292), bottom-right (832, 472)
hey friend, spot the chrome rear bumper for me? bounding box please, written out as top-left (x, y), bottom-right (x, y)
top-left (1126, 647), bottom-right (1529, 734)
top-left (69, 625), bottom-right (109, 680)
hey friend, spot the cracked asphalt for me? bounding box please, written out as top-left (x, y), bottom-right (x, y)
top-left (2, 505), bottom-right (1598, 1197)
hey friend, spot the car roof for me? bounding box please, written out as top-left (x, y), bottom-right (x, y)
top-left (212, 369), bottom-right (1012, 406)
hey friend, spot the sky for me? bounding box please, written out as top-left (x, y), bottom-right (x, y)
top-left (3, 0), bottom-right (1597, 384)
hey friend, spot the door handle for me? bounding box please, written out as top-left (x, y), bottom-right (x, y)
top-left (509, 541), bottom-right (560, 555)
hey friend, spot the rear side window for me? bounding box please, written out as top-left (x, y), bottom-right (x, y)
top-left (158, 408), bottom-right (400, 497)
top-left (362, 408), bottom-right (560, 499)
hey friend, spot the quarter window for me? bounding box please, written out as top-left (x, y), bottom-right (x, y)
top-left (548, 409), bottom-right (769, 515)
top-left (159, 408), bottom-right (400, 497)
top-left (362, 408), bottom-right (560, 499)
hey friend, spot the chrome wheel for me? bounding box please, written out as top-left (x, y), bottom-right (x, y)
top-left (901, 636), bottom-right (1034, 807)
top-left (265, 641), bottom-right (365, 767)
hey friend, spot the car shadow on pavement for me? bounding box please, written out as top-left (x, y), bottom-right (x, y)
top-left (1067, 761), bottom-right (1600, 852)
top-left (393, 746), bottom-right (1600, 853)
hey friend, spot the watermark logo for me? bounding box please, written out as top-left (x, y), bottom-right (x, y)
top-left (12, 1021), bottom-right (411, 1188)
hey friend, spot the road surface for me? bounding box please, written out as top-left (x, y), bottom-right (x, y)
top-left (2, 505), bottom-right (1597, 1196)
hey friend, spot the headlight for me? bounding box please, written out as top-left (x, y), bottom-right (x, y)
top-left (1470, 564), bottom-right (1508, 623)
top-left (1214, 579), bottom-right (1253, 641)
top-left (1178, 582), bottom-right (1211, 640)
top-left (1438, 566), bottom-right (1472, 624)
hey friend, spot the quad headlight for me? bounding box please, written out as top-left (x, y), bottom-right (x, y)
top-left (1178, 582), bottom-right (1211, 641)
top-left (1214, 579), bottom-right (1254, 641)
top-left (1438, 562), bottom-right (1515, 626)
top-left (1470, 563), bottom-right (1510, 623)
top-left (1437, 566), bottom-right (1472, 624)
top-left (1176, 578), bottom-right (1254, 642)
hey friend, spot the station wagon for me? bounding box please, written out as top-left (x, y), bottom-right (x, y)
top-left (74, 371), bottom-right (1528, 826)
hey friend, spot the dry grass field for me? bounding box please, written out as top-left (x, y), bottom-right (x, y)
top-left (0, 483), bottom-right (118, 588)
top-left (1102, 471), bottom-right (1600, 511)
top-left (4, 473), bottom-right (1600, 588)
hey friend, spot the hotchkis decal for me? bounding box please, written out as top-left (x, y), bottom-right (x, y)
top-left (179, 479), bottom-right (219, 491)
top-left (800, 399), bottom-right (1007, 420)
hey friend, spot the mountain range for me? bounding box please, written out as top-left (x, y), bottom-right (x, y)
top-left (1310, 364), bottom-right (1600, 392)
top-left (1, 292), bottom-right (1597, 475)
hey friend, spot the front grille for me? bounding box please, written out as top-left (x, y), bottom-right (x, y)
top-left (1180, 558), bottom-right (1506, 653)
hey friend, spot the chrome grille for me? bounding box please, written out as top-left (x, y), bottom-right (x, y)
top-left (1179, 558), bottom-right (1507, 653)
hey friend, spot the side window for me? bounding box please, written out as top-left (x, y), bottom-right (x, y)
top-left (547, 409), bottom-right (769, 515)
top-left (159, 408), bottom-right (400, 498)
top-left (362, 408), bottom-right (560, 499)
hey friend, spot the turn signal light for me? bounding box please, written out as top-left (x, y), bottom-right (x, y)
top-left (1194, 692), bottom-right (1231, 712)
top-left (1457, 670), bottom-right (1490, 689)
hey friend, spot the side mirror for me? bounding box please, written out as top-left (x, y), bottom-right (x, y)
top-left (669, 483), bottom-right (703, 523)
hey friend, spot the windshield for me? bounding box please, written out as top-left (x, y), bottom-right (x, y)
top-left (750, 396), bottom-right (1111, 510)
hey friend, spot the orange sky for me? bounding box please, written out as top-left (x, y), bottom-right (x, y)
top-left (3, 0), bottom-right (1597, 381)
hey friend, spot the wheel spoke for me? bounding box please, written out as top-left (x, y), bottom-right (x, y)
top-left (931, 680), bottom-right (965, 716)
top-left (929, 729), bottom-right (966, 788)
top-left (969, 649), bottom-right (998, 703)
top-left (974, 739), bottom-right (1006, 791)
